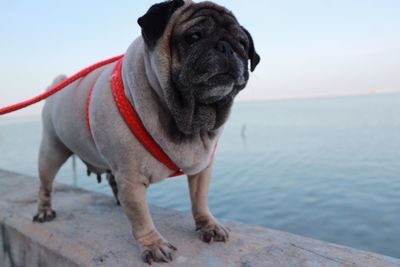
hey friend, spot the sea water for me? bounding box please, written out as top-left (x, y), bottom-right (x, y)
top-left (0, 93), bottom-right (399, 258)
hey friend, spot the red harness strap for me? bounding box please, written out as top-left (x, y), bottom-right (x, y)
top-left (88, 57), bottom-right (183, 177)
top-left (86, 83), bottom-right (96, 139)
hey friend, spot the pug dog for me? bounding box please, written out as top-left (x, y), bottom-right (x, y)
top-left (33, 0), bottom-right (260, 264)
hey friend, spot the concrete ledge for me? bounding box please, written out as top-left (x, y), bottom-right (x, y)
top-left (0, 169), bottom-right (399, 267)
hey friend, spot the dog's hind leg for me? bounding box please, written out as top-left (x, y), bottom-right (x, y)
top-left (33, 135), bottom-right (72, 223)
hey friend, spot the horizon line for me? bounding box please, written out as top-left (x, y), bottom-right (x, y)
top-left (1, 89), bottom-right (400, 119)
top-left (236, 88), bottom-right (400, 102)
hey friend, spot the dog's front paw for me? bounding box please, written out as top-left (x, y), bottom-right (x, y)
top-left (195, 215), bottom-right (230, 243)
top-left (140, 239), bottom-right (177, 264)
top-left (139, 237), bottom-right (177, 264)
top-left (33, 209), bottom-right (56, 223)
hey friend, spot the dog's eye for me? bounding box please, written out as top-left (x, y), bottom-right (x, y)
top-left (185, 32), bottom-right (202, 45)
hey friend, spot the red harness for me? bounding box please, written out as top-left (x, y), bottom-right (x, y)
top-left (1, 55), bottom-right (217, 178)
top-left (86, 56), bottom-right (183, 177)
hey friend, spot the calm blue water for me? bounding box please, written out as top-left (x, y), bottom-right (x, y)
top-left (1, 94), bottom-right (399, 258)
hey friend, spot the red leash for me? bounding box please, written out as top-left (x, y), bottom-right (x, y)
top-left (0, 55), bottom-right (123, 115)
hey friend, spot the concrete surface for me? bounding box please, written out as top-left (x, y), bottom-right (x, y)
top-left (0, 169), bottom-right (399, 267)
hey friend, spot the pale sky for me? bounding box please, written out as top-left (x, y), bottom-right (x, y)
top-left (1, 0), bottom-right (400, 117)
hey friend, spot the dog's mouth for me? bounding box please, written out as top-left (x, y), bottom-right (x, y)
top-left (166, 79), bottom-right (236, 136)
top-left (208, 73), bottom-right (235, 84)
top-left (195, 83), bottom-right (234, 104)
top-left (193, 72), bottom-right (239, 104)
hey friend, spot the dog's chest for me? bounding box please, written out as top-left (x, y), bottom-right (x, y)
top-left (163, 132), bottom-right (220, 176)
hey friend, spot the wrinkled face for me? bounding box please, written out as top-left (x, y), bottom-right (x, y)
top-left (138, 1), bottom-right (260, 138)
top-left (170, 9), bottom-right (250, 105)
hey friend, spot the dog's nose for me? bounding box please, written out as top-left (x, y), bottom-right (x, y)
top-left (215, 40), bottom-right (233, 55)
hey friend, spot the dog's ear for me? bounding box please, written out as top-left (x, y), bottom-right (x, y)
top-left (241, 27), bottom-right (260, 72)
top-left (138, 0), bottom-right (185, 49)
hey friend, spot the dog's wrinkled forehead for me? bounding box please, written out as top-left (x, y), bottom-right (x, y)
top-left (180, 1), bottom-right (234, 20)
top-left (171, 2), bottom-right (237, 32)
top-left (139, 1), bottom-right (235, 47)
top-left (173, 7), bottom-right (239, 34)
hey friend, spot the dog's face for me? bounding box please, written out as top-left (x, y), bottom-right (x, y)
top-left (138, 0), bottom-right (260, 137)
